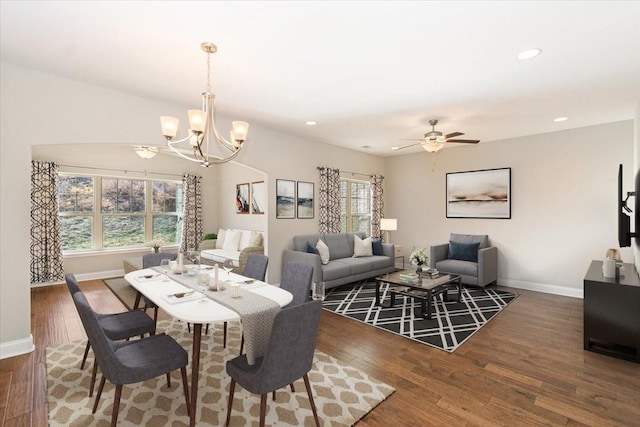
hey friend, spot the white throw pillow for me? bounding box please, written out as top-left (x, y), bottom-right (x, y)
top-left (223, 229), bottom-right (241, 251)
top-left (215, 228), bottom-right (227, 249)
top-left (353, 235), bottom-right (373, 257)
top-left (316, 239), bottom-right (330, 265)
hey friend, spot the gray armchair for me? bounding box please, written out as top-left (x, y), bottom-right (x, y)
top-left (429, 233), bottom-right (497, 287)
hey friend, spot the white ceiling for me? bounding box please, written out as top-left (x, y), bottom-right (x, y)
top-left (2, 1), bottom-right (640, 156)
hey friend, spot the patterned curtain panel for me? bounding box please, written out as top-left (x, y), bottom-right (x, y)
top-left (30, 161), bottom-right (64, 283)
top-left (181, 174), bottom-right (203, 252)
top-left (318, 166), bottom-right (341, 234)
top-left (371, 174), bottom-right (385, 239)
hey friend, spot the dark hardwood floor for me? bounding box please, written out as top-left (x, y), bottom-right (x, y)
top-left (2, 279), bottom-right (639, 426)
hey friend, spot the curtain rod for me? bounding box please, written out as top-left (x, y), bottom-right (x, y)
top-left (57, 163), bottom-right (184, 178)
top-left (317, 166), bottom-right (375, 178)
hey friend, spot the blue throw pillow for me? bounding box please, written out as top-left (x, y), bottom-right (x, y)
top-left (449, 241), bottom-right (480, 262)
top-left (305, 242), bottom-right (320, 255)
top-left (371, 238), bottom-right (384, 256)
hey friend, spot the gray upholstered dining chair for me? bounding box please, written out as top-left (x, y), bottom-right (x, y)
top-left (280, 261), bottom-right (314, 307)
top-left (225, 300), bottom-right (322, 427)
top-left (65, 274), bottom-right (156, 397)
top-left (243, 254), bottom-right (269, 281)
top-left (72, 291), bottom-right (190, 426)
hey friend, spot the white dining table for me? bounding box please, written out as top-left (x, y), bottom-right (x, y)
top-left (125, 267), bottom-right (292, 427)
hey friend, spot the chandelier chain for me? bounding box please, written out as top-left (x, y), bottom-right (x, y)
top-left (206, 51), bottom-right (211, 92)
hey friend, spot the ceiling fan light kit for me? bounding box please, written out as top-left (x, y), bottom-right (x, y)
top-left (159, 42), bottom-right (249, 167)
top-left (394, 119), bottom-right (480, 153)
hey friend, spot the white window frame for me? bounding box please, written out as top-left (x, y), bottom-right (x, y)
top-left (340, 178), bottom-right (373, 235)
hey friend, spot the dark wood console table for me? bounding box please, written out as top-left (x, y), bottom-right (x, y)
top-left (583, 260), bottom-right (640, 363)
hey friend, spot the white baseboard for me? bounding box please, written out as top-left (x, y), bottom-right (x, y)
top-left (0, 334), bottom-right (35, 360)
top-left (499, 277), bottom-right (583, 299)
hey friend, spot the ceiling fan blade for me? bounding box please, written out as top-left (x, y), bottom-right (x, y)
top-left (446, 139), bottom-right (480, 144)
top-left (398, 138), bottom-right (425, 141)
top-left (392, 142), bottom-right (424, 151)
top-left (445, 132), bottom-right (464, 139)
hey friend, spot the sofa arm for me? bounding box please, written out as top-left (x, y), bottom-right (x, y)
top-left (282, 249), bottom-right (323, 284)
top-left (238, 246), bottom-right (264, 273)
top-left (199, 239), bottom-right (216, 250)
top-left (382, 243), bottom-right (394, 258)
top-left (429, 243), bottom-right (449, 268)
top-left (478, 246), bottom-right (498, 286)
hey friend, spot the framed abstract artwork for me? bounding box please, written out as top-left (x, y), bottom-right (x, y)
top-left (446, 168), bottom-right (511, 219)
top-left (236, 183), bottom-right (250, 214)
top-left (296, 181), bottom-right (314, 219)
top-left (276, 179), bottom-right (295, 219)
top-left (251, 181), bottom-right (265, 214)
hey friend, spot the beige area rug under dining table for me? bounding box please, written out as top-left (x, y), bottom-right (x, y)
top-left (47, 318), bottom-right (394, 426)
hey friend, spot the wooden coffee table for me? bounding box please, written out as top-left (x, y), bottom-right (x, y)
top-left (375, 270), bottom-right (462, 320)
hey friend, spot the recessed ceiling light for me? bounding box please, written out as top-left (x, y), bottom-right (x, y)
top-left (391, 146), bottom-right (400, 151)
top-left (517, 48), bottom-right (542, 60)
top-left (362, 145), bottom-right (371, 149)
top-left (553, 117), bottom-right (568, 122)
top-left (305, 121), bottom-right (317, 126)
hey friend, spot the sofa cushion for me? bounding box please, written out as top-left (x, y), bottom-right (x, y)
top-left (305, 242), bottom-right (320, 255)
top-left (322, 260), bottom-right (352, 281)
top-left (216, 228), bottom-right (227, 249)
top-left (371, 238), bottom-right (383, 256)
top-left (371, 255), bottom-right (393, 270)
top-left (201, 249), bottom-right (241, 265)
top-left (249, 231), bottom-right (263, 247)
top-left (353, 235), bottom-right (373, 257)
top-left (340, 257), bottom-right (373, 275)
top-left (238, 230), bottom-right (252, 250)
top-left (316, 239), bottom-right (330, 264)
top-left (436, 258), bottom-right (478, 277)
top-left (324, 233), bottom-right (352, 259)
top-left (449, 241), bottom-right (480, 262)
top-left (450, 233), bottom-right (489, 249)
top-left (223, 229), bottom-right (241, 251)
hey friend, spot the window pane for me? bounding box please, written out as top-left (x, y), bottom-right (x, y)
top-left (58, 176), bottom-right (94, 213)
top-left (59, 216), bottom-right (93, 250)
top-left (102, 178), bottom-right (145, 213)
top-left (153, 181), bottom-right (182, 213)
top-left (153, 215), bottom-right (181, 244)
top-left (103, 215), bottom-right (145, 248)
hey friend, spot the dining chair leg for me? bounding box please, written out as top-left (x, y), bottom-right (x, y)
top-left (89, 362), bottom-right (98, 397)
top-left (303, 374), bottom-right (320, 427)
top-left (239, 335), bottom-right (244, 355)
top-left (290, 383), bottom-right (295, 392)
top-left (80, 342), bottom-right (91, 369)
top-left (272, 390), bottom-right (276, 401)
top-left (225, 378), bottom-right (236, 427)
top-left (152, 307), bottom-right (158, 335)
top-left (223, 322), bottom-right (227, 348)
top-left (181, 367), bottom-right (191, 418)
top-left (166, 372), bottom-right (171, 388)
top-left (187, 322), bottom-right (191, 333)
top-left (93, 375), bottom-right (106, 414)
top-left (259, 393), bottom-right (267, 427)
top-left (111, 384), bottom-right (123, 427)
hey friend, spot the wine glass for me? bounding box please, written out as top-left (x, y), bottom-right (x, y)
top-left (160, 258), bottom-right (171, 276)
top-left (222, 259), bottom-right (234, 282)
top-left (187, 250), bottom-right (201, 275)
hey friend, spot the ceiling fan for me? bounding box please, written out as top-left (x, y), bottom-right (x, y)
top-left (393, 119), bottom-right (480, 153)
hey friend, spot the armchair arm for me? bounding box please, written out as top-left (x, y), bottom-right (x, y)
top-left (238, 246), bottom-right (264, 273)
top-left (477, 246), bottom-right (498, 286)
top-left (282, 249), bottom-right (323, 284)
top-left (429, 243), bottom-right (449, 268)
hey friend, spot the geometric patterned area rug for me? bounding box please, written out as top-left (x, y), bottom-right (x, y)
top-left (46, 318), bottom-right (394, 426)
top-left (323, 281), bottom-right (518, 353)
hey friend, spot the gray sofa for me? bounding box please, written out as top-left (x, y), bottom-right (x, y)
top-left (282, 232), bottom-right (395, 289)
top-left (429, 233), bottom-right (497, 287)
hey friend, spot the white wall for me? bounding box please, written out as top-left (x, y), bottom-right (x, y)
top-left (384, 121), bottom-right (634, 297)
top-left (0, 62), bottom-right (384, 356)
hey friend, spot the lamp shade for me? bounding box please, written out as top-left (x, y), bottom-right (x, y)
top-left (380, 218), bottom-right (397, 231)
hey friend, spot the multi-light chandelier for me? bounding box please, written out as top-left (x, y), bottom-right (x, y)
top-left (160, 42), bottom-right (249, 167)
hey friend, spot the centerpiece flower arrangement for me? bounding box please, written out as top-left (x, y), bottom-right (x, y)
top-left (146, 240), bottom-right (164, 253)
top-left (409, 247), bottom-right (428, 273)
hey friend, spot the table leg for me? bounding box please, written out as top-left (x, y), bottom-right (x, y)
top-left (456, 277), bottom-right (462, 303)
top-left (425, 290), bottom-right (433, 319)
top-left (375, 280), bottom-right (382, 305)
top-left (189, 323), bottom-right (202, 427)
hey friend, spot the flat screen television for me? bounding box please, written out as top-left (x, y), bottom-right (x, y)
top-left (618, 164), bottom-right (632, 247)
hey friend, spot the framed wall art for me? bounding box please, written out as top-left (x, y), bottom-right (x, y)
top-left (446, 167), bottom-right (511, 219)
top-left (236, 183), bottom-right (250, 214)
top-left (276, 179), bottom-right (295, 219)
top-left (251, 181), bottom-right (265, 214)
top-left (296, 181), bottom-right (314, 219)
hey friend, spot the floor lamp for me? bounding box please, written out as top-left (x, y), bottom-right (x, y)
top-left (380, 218), bottom-right (397, 243)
